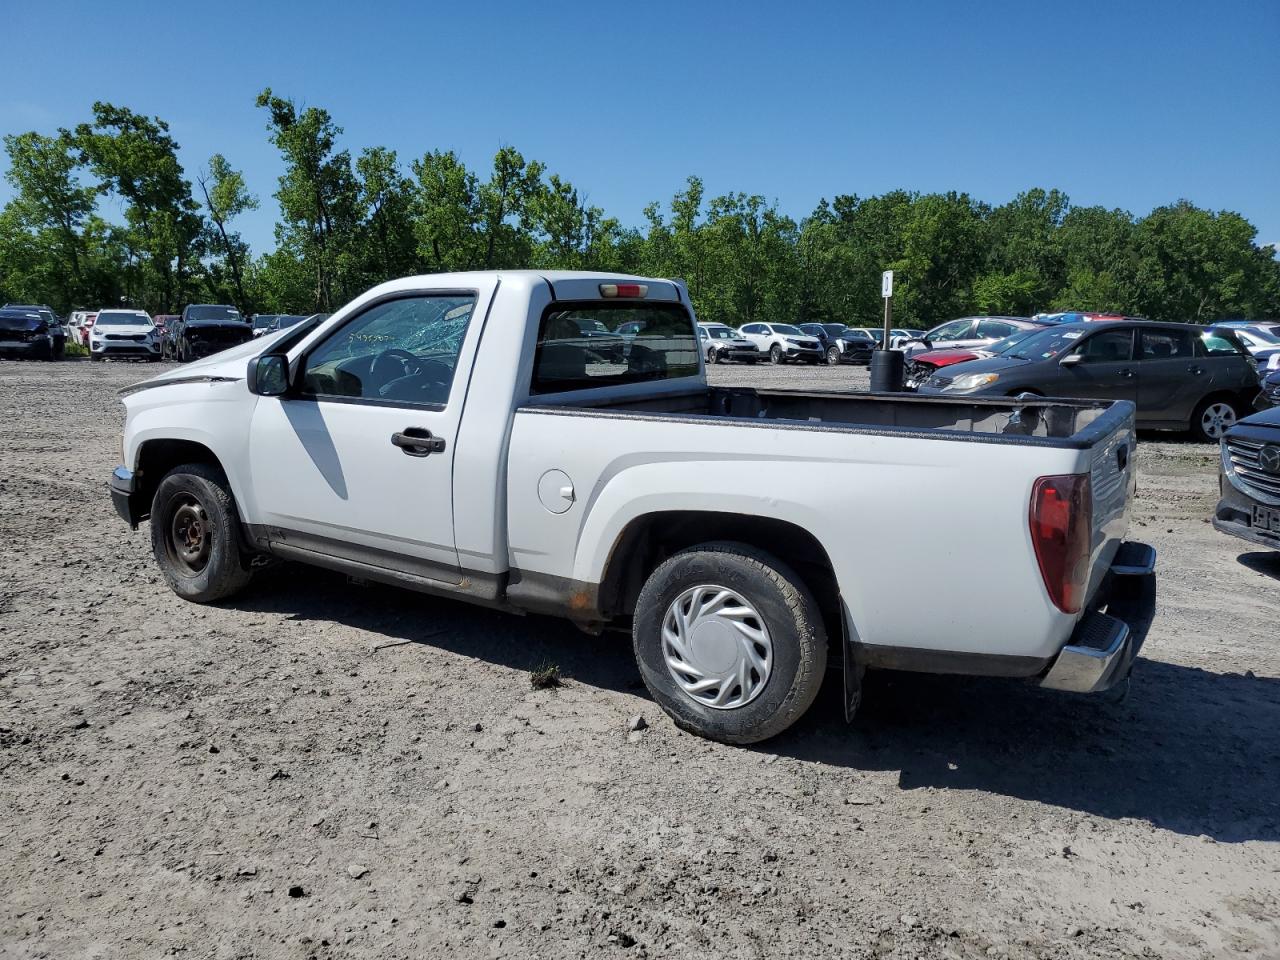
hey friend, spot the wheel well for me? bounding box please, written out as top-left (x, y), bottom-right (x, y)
top-left (598, 512), bottom-right (841, 634)
top-left (132, 439), bottom-right (224, 519)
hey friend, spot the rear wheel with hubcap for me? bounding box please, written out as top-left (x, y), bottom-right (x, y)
top-left (1191, 397), bottom-right (1239, 443)
top-left (150, 463), bottom-right (254, 602)
top-left (632, 542), bottom-right (828, 744)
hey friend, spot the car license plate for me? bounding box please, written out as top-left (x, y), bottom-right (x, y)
top-left (1251, 504), bottom-right (1280, 534)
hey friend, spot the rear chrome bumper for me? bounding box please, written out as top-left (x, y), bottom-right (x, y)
top-left (1041, 542), bottom-right (1156, 694)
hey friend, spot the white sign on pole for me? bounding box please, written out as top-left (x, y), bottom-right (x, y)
top-left (881, 270), bottom-right (894, 299)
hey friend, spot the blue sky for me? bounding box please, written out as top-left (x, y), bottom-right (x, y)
top-left (3, 0), bottom-right (1278, 253)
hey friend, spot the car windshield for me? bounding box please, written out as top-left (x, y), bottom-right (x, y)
top-left (706, 327), bottom-right (736, 339)
top-left (95, 311), bottom-right (152, 327)
top-left (845, 329), bottom-right (873, 340)
top-left (821, 325), bottom-right (848, 335)
top-left (278, 314), bottom-right (310, 329)
top-left (1241, 327), bottom-right (1280, 345)
top-left (988, 329), bottom-right (1043, 355)
top-left (187, 305), bottom-right (243, 322)
top-left (773, 324), bottom-right (803, 335)
top-left (253, 315), bottom-right (279, 329)
top-left (1004, 327), bottom-right (1092, 360)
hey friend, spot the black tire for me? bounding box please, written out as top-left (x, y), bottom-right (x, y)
top-left (708, 347), bottom-right (720, 365)
top-left (1190, 395), bottom-right (1240, 443)
top-left (632, 542), bottom-right (828, 745)
top-left (825, 346), bottom-right (841, 365)
top-left (89, 352), bottom-right (102, 362)
top-left (150, 463), bottom-right (254, 603)
top-left (769, 344), bottom-right (784, 364)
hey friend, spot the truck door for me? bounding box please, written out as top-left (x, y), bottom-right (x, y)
top-left (247, 286), bottom-right (492, 582)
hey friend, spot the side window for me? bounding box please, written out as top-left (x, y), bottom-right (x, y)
top-left (930, 319), bottom-right (973, 341)
top-left (976, 320), bottom-right (1014, 339)
top-left (300, 294), bottom-right (476, 406)
top-left (1139, 329), bottom-right (1194, 361)
top-left (1074, 329), bottom-right (1134, 363)
top-left (1197, 331), bottom-right (1246, 357)
top-left (741, 324), bottom-right (758, 335)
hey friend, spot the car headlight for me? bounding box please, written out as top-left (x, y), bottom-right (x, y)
top-left (950, 372), bottom-right (1001, 390)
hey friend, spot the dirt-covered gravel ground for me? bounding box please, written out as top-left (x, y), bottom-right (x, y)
top-left (1, 358), bottom-right (1278, 960)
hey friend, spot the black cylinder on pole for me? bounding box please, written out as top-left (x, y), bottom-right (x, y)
top-left (869, 349), bottom-right (905, 392)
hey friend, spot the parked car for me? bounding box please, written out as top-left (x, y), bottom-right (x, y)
top-left (1214, 405), bottom-right (1280, 551)
top-left (818, 325), bottom-right (876, 365)
top-left (902, 316), bottom-right (1039, 357)
top-left (88, 309), bottom-right (161, 362)
top-left (3, 304), bottom-right (66, 359)
top-left (0, 307), bottom-right (63, 359)
top-left (78, 312), bottom-right (98, 346)
top-left (251, 314), bottom-right (284, 337)
top-left (108, 270), bottom-right (1154, 745)
top-left (905, 327), bottom-right (1049, 389)
top-left (1208, 323), bottom-right (1280, 374)
top-left (67, 310), bottom-right (95, 345)
top-left (917, 321), bottom-right (1258, 442)
top-left (169, 304), bottom-right (253, 361)
top-left (1259, 370), bottom-right (1280, 409)
top-left (275, 314), bottom-right (315, 332)
top-left (738, 322), bottom-right (823, 364)
top-left (698, 323), bottom-right (760, 363)
top-left (846, 327), bottom-right (917, 348)
top-left (153, 315), bottom-right (179, 345)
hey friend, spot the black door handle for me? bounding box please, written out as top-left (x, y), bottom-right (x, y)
top-left (391, 427), bottom-right (446, 457)
top-left (1187, 365), bottom-right (1204, 375)
top-left (1119, 368), bottom-right (1135, 378)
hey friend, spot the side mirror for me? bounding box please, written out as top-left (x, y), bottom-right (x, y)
top-left (247, 354), bottom-right (289, 396)
top-left (1059, 352), bottom-right (1083, 367)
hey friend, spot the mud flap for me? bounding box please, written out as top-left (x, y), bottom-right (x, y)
top-left (841, 601), bottom-right (862, 723)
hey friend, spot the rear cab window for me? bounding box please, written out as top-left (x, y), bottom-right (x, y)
top-left (531, 301), bottom-right (699, 394)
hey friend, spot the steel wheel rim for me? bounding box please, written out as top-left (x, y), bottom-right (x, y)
top-left (827, 347), bottom-right (839, 365)
top-left (167, 494), bottom-right (211, 575)
top-left (1201, 402), bottom-right (1236, 439)
top-left (662, 584), bottom-right (773, 710)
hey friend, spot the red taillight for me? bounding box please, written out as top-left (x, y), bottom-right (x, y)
top-left (1029, 474), bottom-right (1092, 614)
top-left (599, 283), bottom-right (647, 298)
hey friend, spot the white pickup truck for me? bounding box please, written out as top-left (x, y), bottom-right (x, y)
top-left (109, 271), bottom-right (1156, 744)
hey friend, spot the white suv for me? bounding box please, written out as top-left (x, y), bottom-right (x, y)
top-left (89, 309), bottom-right (162, 362)
top-left (737, 322), bottom-right (823, 364)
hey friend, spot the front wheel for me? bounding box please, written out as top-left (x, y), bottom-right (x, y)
top-left (1191, 397), bottom-right (1239, 443)
top-left (150, 463), bottom-right (254, 603)
top-left (769, 344), bottom-right (784, 364)
top-left (707, 347), bottom-right (720, 365)
top-left (632, 542), bottom-right (828, 744)
top-left (825, 346), bottom-right (841, 365)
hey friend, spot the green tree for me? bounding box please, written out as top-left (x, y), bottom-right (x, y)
top-left (256, 88), bottom-right (361, 311)
top-left (196, 153), bottom-right (257, 312)
top-left (74, 103), bottom-right (204, 311)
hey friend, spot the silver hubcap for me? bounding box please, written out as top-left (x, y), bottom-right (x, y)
top-left (662, 585), bottom-right (773, 710)
top-left (1201, 402), bottom-right (1236, 439)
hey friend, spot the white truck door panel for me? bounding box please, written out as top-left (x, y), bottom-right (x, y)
top-left (246, 283), bottom-right (498, 581)
top-left (249, 397), bottom-right (461, 576)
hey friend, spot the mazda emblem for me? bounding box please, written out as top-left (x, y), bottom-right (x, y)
top-left (1260, 445), bottom-right (1280, 475)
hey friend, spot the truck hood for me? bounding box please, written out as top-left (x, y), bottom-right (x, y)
top-left (0, 315), bottom-right (43, 333)
top-left (184, 319), bottom-right (250, 331)
top-left (127, 332), bottom-right (282, 393)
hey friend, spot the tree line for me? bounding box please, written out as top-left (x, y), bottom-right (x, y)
top-left (3, 92), bottom-right (1278, 329)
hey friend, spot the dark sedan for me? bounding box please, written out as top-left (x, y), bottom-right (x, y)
top-left (169, 304), bottom-right (254, 361)
top-left (1214, 405), bottom-right (1280, 550)
top-left (917, 321), bottom-right (1259, 442)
